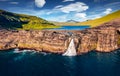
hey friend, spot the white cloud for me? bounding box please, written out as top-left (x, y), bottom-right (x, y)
top-left (10, 2), bottom-right (19, 4)
top-left (55, 2), bottom-right (89, 13)
top-left (90, 15), bottom-right (101, 19)
top-left (54, 5), bottom-right (63, 9)
top-left (93, 16), bottom-right (101, 19)
top-left (8, 1), bottom-right (89, 22)
top-left (103, 8), bottom-right (112, 14)
top-left (75, 13), bottom-right (86, 18)
top-left (86, 14), bottom-right (102, 20)
top-left (63, 0), bottom-right (74, 2)
top-left (35, 0), bottom-right (46, 8)
top-left (46, 15), bottom-right (68, 22)
top-left (105, 2), bottom-right (120, 7)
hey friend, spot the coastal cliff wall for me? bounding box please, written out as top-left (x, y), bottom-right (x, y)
top-left (0, 18), bottom-right (120, 54)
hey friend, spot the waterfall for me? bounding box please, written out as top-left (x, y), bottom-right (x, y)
top-left (63, 38), bottom-right (77, 56)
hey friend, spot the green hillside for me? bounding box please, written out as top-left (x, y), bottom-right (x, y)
top-left (0, 9), bottom-right (58, 30)
top-left (80, 10), bottom-right (120, 27)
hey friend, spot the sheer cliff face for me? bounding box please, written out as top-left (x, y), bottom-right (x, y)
top-left (0, 30), bottom-right (70, 53)
top-left (0, 18), bottom-right (120, 54)
top-left (77, 18), bottom-right (120, 54)
top-left (77, 27), bottom-right (118, 54)
top-left (96, 28), bottom-right (118, 52)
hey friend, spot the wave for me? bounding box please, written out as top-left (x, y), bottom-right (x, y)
top-left (13, 49), bottom-right (36, 53)
top-left (13, 48), bottom-right (50, 56)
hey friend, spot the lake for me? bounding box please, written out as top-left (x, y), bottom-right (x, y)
top-left (49, 26), bottom-right (90, 30)
top-left (0, 49), bottom-right (120, 76)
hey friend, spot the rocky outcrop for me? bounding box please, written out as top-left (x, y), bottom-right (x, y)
top-left (0, 30), bottom-right (68, 53)
top-left (0, 18), bottom-right (120, 55)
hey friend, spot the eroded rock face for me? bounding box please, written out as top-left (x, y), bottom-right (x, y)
top-left (0, 18), bottom-right (120, 55)
top-left (0, 30), bottom-right (71, 53)
top-left (96, 28), bottom-right (118, 52)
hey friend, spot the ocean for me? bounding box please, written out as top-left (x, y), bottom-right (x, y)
top-left (0, 49), bottom-right (120, 76)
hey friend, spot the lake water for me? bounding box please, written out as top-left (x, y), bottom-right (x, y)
top-left (0, 49), bottom-right (120, 76)
top-left (50, 26), bottom-right (90, 30)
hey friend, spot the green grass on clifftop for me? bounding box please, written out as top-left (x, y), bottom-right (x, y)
top-left (0, 9), bottom-right (59, 30)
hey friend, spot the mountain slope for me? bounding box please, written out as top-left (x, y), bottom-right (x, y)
top-left (79, 10), bottom-right (120, 27)
top-left (67, 20), bottom-right (78, 23)
top-left (51, 10), bottom-right (120, 27)
top-left (0, 9), bottom-right (57, 29)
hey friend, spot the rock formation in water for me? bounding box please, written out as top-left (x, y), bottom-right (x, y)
top-left (0, 18), bottom-right (120, 55)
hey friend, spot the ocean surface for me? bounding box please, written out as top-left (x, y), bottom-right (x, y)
top-left (49, 26), bottom-right (90, 30)
top-left (0, 49), bottom-right (120, 76)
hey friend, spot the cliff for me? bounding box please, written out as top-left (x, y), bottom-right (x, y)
top-left (0, 18), bottom-right (120, 54)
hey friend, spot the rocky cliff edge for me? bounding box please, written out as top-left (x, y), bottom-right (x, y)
top-left (0, 18), bottom-right (120, 55)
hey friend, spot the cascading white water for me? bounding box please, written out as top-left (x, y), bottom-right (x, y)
top-left (63, 38), bottom-right (77, 56)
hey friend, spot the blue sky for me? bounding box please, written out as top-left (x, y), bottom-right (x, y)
top-left (0, 0), bottom-right (120, 22)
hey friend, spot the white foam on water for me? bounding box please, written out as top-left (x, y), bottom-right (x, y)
top-left (13, 49), bottom-right (36, 53)
top-left (41, 52), bottom-right (47, 56)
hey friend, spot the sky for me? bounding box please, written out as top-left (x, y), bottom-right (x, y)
top-left (0, 0), bottom-right (120, 22)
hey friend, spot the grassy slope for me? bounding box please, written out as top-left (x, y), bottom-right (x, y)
top-left (52, 10), bottom-right (120, 27)
top-left (79, 10), bottom-right (120, 27)
top-left (0, 9), bottom-right (59, 30)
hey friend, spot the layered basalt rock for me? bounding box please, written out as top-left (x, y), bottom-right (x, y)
top-left (0, 18), bottom-right (120, 55)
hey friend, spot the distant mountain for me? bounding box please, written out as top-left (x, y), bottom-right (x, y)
top-left (80, 10), bottom-right (120, 27)
top-left (67, 20), bottom-right (78, 23)
top-left (51, 10), bottom-right (120, 27)
top-left (0, 9), bottom-right (57, 30)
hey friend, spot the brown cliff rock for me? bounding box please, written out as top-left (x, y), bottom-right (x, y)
top-left (0, 18), bottom-right (120, 55)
